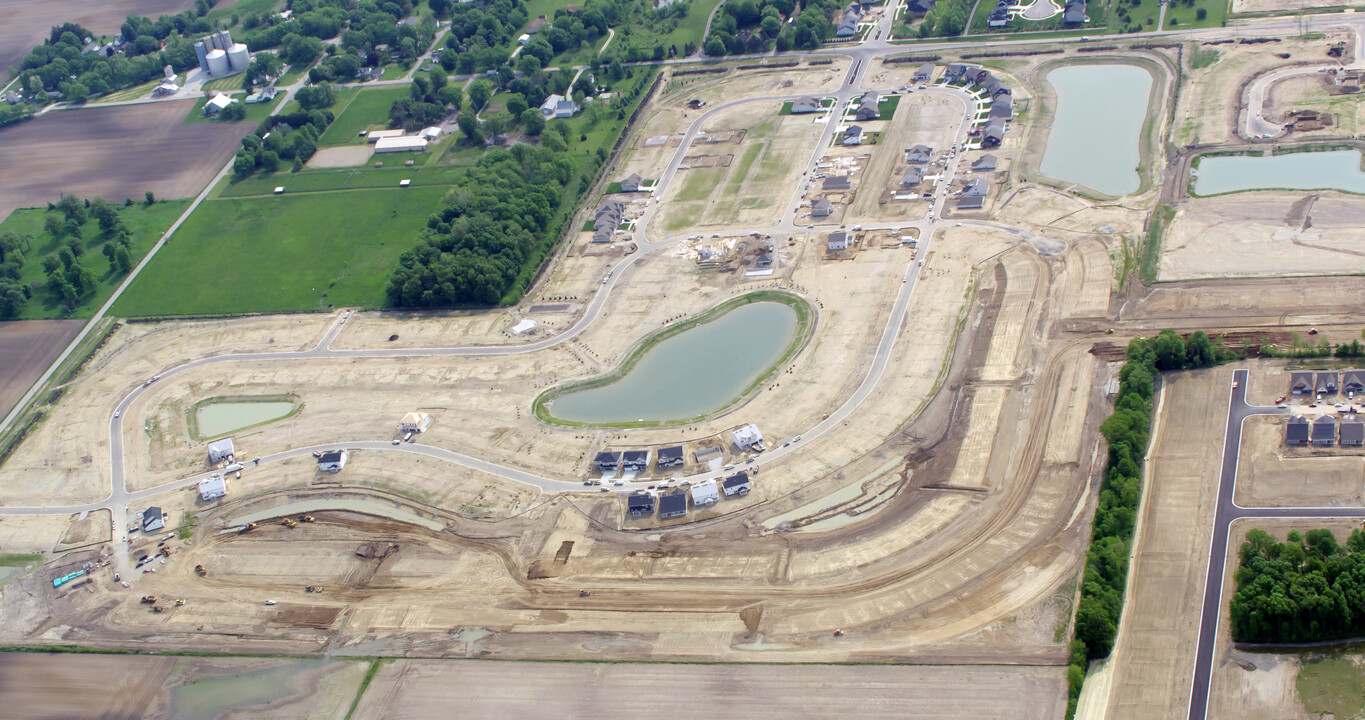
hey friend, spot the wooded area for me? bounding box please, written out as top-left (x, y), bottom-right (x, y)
top-left (1232, 528), bottom-right (1365, 644)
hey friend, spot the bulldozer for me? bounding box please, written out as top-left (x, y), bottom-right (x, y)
top-left (194, 564), bottom-right (207, 576)
top-left (140, 595), bottom-right (157, 604)
top-left (281, 518), bottom-right (298, 528)
top-left (174, 598), bottom-right (185, 607)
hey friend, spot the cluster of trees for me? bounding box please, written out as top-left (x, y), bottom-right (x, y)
top-left (438, 0), bottom-right (529, 73)
top-left (244, 0), bottom-right (434, 63)
top-left (386, 145), bottom-right (574, 306)
top-left (0, 233), bottom-right (31, 319)
top-left (1231, 528), bottom-right (1365, 643)
top-left (390, 73), bottom-right (461, 130)
top-left (912, 0), bottom-right (974, 37)
top-left (232, 108), bottom-right (335, 177)
top-left (1258, 331), bottom-right (1365, 359)
top-left (705, 0), bottom-right (838, 55)
top-left (18, 24), bottom-right (173, 105)
top-left (14, 195), bottom-right (148, 316)
top-left (1065, 330), bottom-right (1236, 714)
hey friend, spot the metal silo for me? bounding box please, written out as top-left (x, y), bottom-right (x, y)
top-left (206, 49), bottom-right (229, 77)
top-left (227, 43), bottom-right (250, 73)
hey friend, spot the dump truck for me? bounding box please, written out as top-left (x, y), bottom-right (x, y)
top-left (238, 523), bottom-right (257, 534)
top-left (140, 595), bottom-right (157, 604)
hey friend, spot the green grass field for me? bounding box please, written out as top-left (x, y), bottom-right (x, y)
top-left (318, 86), bottom-right (408, 146)
top-left (220, 165), bottom-right (468, 197)
top-left (1297, 656), bottom-right (1365, 720)
top-left (207, 0), bottom-right (281, 26)
top-left (112, 188), bottom-right (446, 316)
top-left (0, 201), bottom-right (189, 319)
top-left (1164, 0), bottom-right (1228, 28)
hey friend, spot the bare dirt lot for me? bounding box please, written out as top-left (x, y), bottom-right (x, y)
top-left (0, 651), bottom-right (175, 719)
top-left (0, 320), bottom-right (82, 420)
top-left (307, 145), bottom-right (374, 168)
top-left (1236, 415), bottom-right (1365, 507)
top-left (352, 659), bottom-right (1067, 720)
top-left (0, 0), bottom-right (194, 82)
top-left (0, 101), bottom-right (254, 222)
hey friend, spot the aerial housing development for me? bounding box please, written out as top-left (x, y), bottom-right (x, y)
top-left (2, 0), bottom-right (1365, 716)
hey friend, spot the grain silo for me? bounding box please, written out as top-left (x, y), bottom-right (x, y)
top-left (194, 41), bottom-right (209, 73)
top-left (206, 48), bottom-right (229, 77)
top-left (227, 43), bottom-right (250, 73)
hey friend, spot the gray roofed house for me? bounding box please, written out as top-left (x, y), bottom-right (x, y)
top-left (627, 493), bottom-right (655, 518)
top-left (981, 118), bottom-right (1005, 149)
top-left (791, 96), bottom-right (823, 114)
top-left (1342, 419), bottom-right (1365, 446)
top-left (592, 199), bottom-right (625, 243)
top-left (658, 492), bottom-right (688, 519)
top-left (914, 62), bottom-right (935, 82)
top-left (901, 166), bottom-right (924, 186)
top-left (656, 445), bottom-right (685, 468)
top-left (2, 91), bottom-right (21, 104)
top-left (971, 154), bottom-right (998, 172)
top-left (755, 252), bottom-right (772, 267)
top-left (1291, 371), bottom-right (1315, 394)
top-left (1344, 370), bottom-right (1365, 394)
top-left (622, 450), bottom-right (650, 470)
top-left (989, 96), bottom-right (1013, 120)
top-left (1286, 415), bottom-right (1310, 445)
top-left (836, 12), bottom-right (861, 36)
top-left (620, 173), bottom-right (643, 192)
top-left (844, 1), bottom-right (864, 15)
top-left (855, 91), bottom-right (880, 121)
top-left (987, 6), bottom-right (1010, 26)
top-left (1313, 415), bottom-right (1337, 445)
top-left (1318, 371), bottom-right (1339, 395)
top-left (957, 194), bottom-right (985, 210)
top-left (812, 197), bottom-right (834, 216)
top-left (943, 64), bottom-right (980, 83)
top-left (843, 124), bottom-right (864, 145)
top-left (963, 177), bottom-right (989, 196)
top-left (142, 506), bottom-right (165, 533)
top-left (823, 175), bottom-right (852, 191)
top-left (908, 0), bottom-right (935, 12)
top-left (904, 144), bottom-right (933, 163)
top-left (1064, 0), bottom-right (1086, 23)
top-left (594, 451), bottom-right (622, 472)
top-left (828, 231), bottom-right (851, 251)
top-left (722, 472), bottom-right (751, 496)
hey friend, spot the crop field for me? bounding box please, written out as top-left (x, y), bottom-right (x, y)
top-left (0, 101), bottom-right (253, 223)
top-left (0, 200), bottom-right (189, 319)
top-left (0, 320), bottom-right (83, 419)
top-left (111, 186), bottom-right (448, 316)
top-left (318, 86), bottom-right (411, 146)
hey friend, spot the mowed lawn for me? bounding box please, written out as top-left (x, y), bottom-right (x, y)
top-left (318, 86), bottom-right (411, 146)
top-left (0, 201), bottom-right (189, 319)
top-left (112, 187), bottom-right (445, 316)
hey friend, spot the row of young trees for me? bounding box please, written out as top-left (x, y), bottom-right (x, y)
top-left (704, 0), bottom-right (839, 55)
top-left (1231, 528), bottom-right (1365, 644)
top-left (1066, 330), bottom-right (1238, 715)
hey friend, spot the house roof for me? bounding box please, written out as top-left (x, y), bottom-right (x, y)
top-left (1286, 415), bottom-right (1310, 442)
top-left (723, 472), bottom-right (750, 489)
top-left (964, 177), bottom-right (988, 195)
top-left (905, 144), bottom-right (933, 162)
top-left (901, 166), bottom-right (924, 185)
top-left (657, 446), bottom-right (684, 460)
top-left (1313, 415), bottom-right (1337, 442)
top-left (915, 62), bottom-right (935, 77)
top-left (957, 194), bottom-right (985, 209)
top-left (1342, 420), bottom-right (1365, 444)
top-left (1064, 0), bottom-right (1086, 22)
top-left (319, 450), bottom-right (345, 463)
top-left (1291, 371), bottom-right (1315, 389)
top-left (658, 492), bottom-right (688, 513)
top-left (829, 230), bottom-right (850, 245)
top-left (623, 450), bottom-right (649, 463)
top-left (627, 494), bottom-right (654, 509)
top-left (844, 125), bottom-right (864, 139)
top-left (792, 96), bottom-right (822, 113)
top-left (1318, 371), bottom-right (1339, 386)
top-left (909, 0), bottom-right (934, 12)
top-left (972, 154), bottom-right (998, 171)
top-left (1344, 370), bottom-right (1365, 390)
top-left (823, 175), bottom-right (852, 190)
top-left (594, 451), bottom-right (621, 464)
top-left (812, 197), bottom-right (834, 215)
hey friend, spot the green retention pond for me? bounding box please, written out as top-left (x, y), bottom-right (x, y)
top-left (166, 658), bottom-right (330, 720)
top-left (1038, 63), bottom-right (1153, 197)
top-left (1193, 149), bottom-right (1365, 196)
top-left (193, 400), bottom-right (297, 439)
top-left (537, 294), bottom-right (809, 426)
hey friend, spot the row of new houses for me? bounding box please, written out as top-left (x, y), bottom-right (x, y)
top-left (1286, 415), bottom-right (1365, 446)
top-left (1289, 370), bottom-right (1365, 396)
top-left (627, 472), bottom-right (753, 520)
top-left (596, 426), bottom-right (764, 475)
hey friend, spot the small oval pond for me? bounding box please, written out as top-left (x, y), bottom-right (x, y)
top-left (167, 658), bottom-right (330, 720)
top-left (1039, 63), bottom-right (1153, 196)
top-left (195, 400), bottom-right (296, 438)
top-left (542, 300), bottom-right (803, 425)
top-left (1193, 149), bottom-right (1365, 195)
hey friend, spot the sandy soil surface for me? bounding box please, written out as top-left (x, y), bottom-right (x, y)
top-left (848, 92), bottom-right (964, 220)
top-left (1266, 75), bottom-right (1365, 138)
top-left (0, 0), bottom-right (193, 82)
top-left (352, 659), bottom-right (1067, 720)
top-left (307, 145), bottom-right (374, 168)
top-left (1235, 415), bottom-right (1365, 507)
top-left (0, 101), bottom-right (254, 222)
top-left (1102, 368), bottom-right (1231, 720)
top-left (0, 319), bottom-right (82, 420)
top-left (1233, 0), bottom-right (1364, 12)
top-left (1161, 193), bottom-right (1365, 280)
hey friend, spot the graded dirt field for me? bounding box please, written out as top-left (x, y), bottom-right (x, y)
top-left (1235, 416), bottom-right (1365, 507)
top-left (0, 651), bottom-right (175, 719)
top-left (0, 320), bottom-right (82, 420)
top-left (351, 659), bottom-right (1067, 720)
top-left (0, 101), bottom-right (254, 222)
top-left (306, 145), bottom-right (374, 168)
top-left (0, 0), bottom-right (194, 82)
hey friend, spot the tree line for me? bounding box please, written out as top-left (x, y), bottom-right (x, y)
top-left (705, 0), bottom-right (839, 55)
top-left (1065, 329), bottom-right (1239, 716)
top-left (1232, 528), bottom-right (1365, 644)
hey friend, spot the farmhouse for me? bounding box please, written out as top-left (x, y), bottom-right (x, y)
top-left (971, 154), bottom-right (998, 172)
top-left (823, 175), bottom-right (852, 191)
top-left (1290, 371), bottom-right (1314, 395)
top-left (1317, 371), bottom-right (1338, 395)
top-left (142, 506), bottom-right (165, 533)
top-left (592, 199), bottom-right (625, 243)
top-left (914, 63), bottom-right (935, 82)
top-left (1342, 419), bottom-right (1365, 446)
top-left (658, 491), bottom-right (688, 520)
top-left (594, 451), bottom-right (622, 473)
top-left (811, 197), bottom-right (834, 217)
top-left (207, 438), bottom-right (236, 464)
top-left (855, 91), bottom-right (880, 121)
top-left (243, 85), bottom-right (276, 103)
top-left (626, 493), bottom-right (655, 518)
top-left (540, 94), bottom-right (578, 119)
top-left (1285, 415), bottom-right (1310, 445)
top-left (374, 136), bottom-right (429, 153)
top-left (318, 450), bottom-right (348, 472)
top-left (828, 230), bottom-right (851, 251)
top-left (723, 472), bottom-right (751, 496)
top-left (791, 96), bottom-right (823, 114)
top-left (732, 424), bottom-right (765, 451)
top-left (905, 144), bottom-right (933, 163)
top-left (843, 125), bottom-right (864, 146)
top-left (1313, 416), bottom-right (1337, 446)
top-left (198, 474), bottom-right (228, 501)
top-left (656, 446), bottom-right (685, 468)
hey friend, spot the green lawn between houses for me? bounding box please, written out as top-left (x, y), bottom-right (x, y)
top-left (110, 187), bottom-right (447, 316)
top-left (0, 201), bottom-right (189, 320)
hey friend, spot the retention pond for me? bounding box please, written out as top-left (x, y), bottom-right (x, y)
top-left (543, 300), bottom-right (801, 425)
top-left (1193, 149), bottom-right (1365, 195)
top-left (1039, 63), bottom-right (1153, 197)
top-left (194, 400), bottom-right (295, 438)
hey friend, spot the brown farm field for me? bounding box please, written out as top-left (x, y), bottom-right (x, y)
top-left (0, 320), bottom-right (83, 420)
top-left (0, 101), bottom-right (252, 222)
top-left (0, 0), bottom-right (195, 82)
